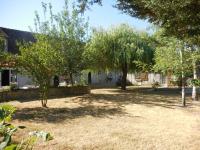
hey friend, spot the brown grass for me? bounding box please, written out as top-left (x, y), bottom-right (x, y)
top-left (5, 87), bottom-right (200, 150)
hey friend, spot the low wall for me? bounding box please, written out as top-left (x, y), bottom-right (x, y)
top-left (0, 86), bottom-right (90, 101)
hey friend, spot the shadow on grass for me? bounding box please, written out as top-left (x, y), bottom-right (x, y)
top-left (14, 105), bottom-right (126, 123)
top-left (14, 87), bottom-right (194, 123)
top-left (70, 88), bottom-right (193, 109)
top-left (6, 94), bottom-right (84, 103)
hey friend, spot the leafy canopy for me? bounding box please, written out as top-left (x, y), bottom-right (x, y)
top-left (84, 24), bottom-right (154, 72)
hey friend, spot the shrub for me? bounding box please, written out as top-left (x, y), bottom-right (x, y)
top-left (10, 82), bottom-right (18, 91)
top-left (152, 81), bottom-right (160, 90)
top-left (116, 77), bottom-right (133, 86)
top-left (191, 79), bottom-right (200, 87)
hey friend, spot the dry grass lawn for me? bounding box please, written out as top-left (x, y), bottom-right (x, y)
top-left (5, 87), bottom-right (200, 150)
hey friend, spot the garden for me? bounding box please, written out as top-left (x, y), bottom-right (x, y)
top-left (0, 0), bottom-right (200, 149)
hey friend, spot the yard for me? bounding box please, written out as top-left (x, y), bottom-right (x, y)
top-left (8, 87), bottom-right (200, 150)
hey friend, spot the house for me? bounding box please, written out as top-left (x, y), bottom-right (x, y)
top-left (82, 71), bottom-right (171, 87)
top-left (0, 27), bottom-right (35, 88)
top-left (0, 27), bottom-right (171, 88)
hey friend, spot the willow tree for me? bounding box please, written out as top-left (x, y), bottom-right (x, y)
top-left (84, 24), bottom-right (154, 90)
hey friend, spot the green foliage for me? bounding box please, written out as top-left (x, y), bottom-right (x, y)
top-left (116, 0), bottom-right (200, 39)
top-left (10, 83), bottom-right (18, 91)
top-left (84, 24), bottom-right (154, 89)
top-left (85, 24), bottom-right (154, 71)
top-left (17, 1), bottom-right (88, 106)
top-left (191, 79), bottom-right (200, 87)
top-left (4, 144), bottom-right (17, 150)
top-left (78, 0), bottom-right (200, 53)
top-left (153, 29), bottom-right (192, 76)
top-left (16, 136), bottom-right (37, 150)
top-left (53, 1), bottom-right (88, 85)
top-left (0, 105), bottom-right (16, 122)
top-left (17, 2), bottom-right (64, 107)
top-left (75, 75), bottom-right (87, 86)
top-left (18, 33), bottom-right (62, 107)
top-left (0, 105), bottom-right (17, 150)
top-left (0, 37), bottom-right (4, 52)
top-left (0, 104), bottom-right (53, 150)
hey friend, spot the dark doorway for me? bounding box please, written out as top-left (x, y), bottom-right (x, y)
top-left (53, 75), bottom-right (59, 87)
top-left (1, 70), bottom-right (10, 86)
top-left (88, 72), bottom-right (92, 85)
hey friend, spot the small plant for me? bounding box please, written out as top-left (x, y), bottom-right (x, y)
top-left (152, 81), bottom-right (160, 90)
top-left (75, 75), bottom-right (87, 86)
top-left (0, 104), bottom-right (53, 150)
top-left (10, 82), bottom-right (18, 91)
top-left (29, 131), bottom-right (53, 141)
top-left (0, 104), bottom-right (17, 150)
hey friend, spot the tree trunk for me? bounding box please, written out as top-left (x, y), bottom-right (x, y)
top-left (39, 82), bottom-right (49, 107)
top-left (192, 61), bottom-right (198, 101)
top-left (70, 73), bottom-right (74, 86)
top-left (181, 76), bottom-right (186, 106)
top-left (180, 48), bottom-right (186, 106)
top-left (121, 61), bottom-right (127, 90)
top-left (40, 88), bottom-right (48, 107)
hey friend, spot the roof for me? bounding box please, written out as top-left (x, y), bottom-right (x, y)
top-left (0, 27), bottom-right (35, 54)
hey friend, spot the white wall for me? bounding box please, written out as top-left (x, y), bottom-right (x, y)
top-left (14, 72), bottom-right (168, 88)
top-left (17, 74), bottom-right (34, 88)
top-left (81, 71), bottom-right (167, 87)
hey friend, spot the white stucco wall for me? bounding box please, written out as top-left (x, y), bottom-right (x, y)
top-left (17, 74), bottom-right (34, 88)
top-left (10, 71), bottom-right (168, 88)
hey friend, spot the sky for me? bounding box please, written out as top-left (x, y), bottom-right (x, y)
top-left (0, 0), bottom-right (151, 32)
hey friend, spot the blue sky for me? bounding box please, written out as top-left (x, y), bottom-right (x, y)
top-left (0, 0), bottom-right (151, 32)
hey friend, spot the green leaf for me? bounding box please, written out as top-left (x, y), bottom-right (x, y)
top-left (4, 144), bottom-right (17, 150)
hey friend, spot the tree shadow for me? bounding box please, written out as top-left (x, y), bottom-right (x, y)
top-left (14, 105), bottom-right (126, 123)
top-left (70, 88), bottom-right (193, 109)
top-left (13, 87), bottom-right (195, 124)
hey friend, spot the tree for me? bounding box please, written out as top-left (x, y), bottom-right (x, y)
top-left (18, 34), bottom-right (62, 107)
top-left (153, 30), bottom-right (193, 106)
top-left (78, 0), bottom-right (200, 39)
top-left (84, 24), bottom-right (154, 90)
top-left (54, 1), bottom-right (88, 86)
top-left (17, 1), bottom-right (88, 107)
top-left (18, 3), bottom-right (63, 107)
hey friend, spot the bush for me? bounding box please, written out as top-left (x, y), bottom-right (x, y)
top-left (10, 82), bottom-right (18, 91)
top-left (152, 81), bottom-right (160, 90)
top-left (191, 79), bottom-right (200, 87)
top-left (116, 77), bottom-right (133, 86)
top-left (170, 79), bottom-right (182, 87)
